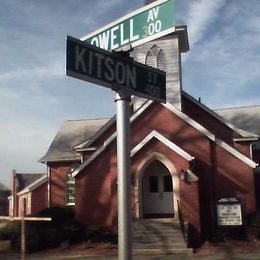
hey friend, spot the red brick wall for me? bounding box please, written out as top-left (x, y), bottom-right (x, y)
top-left (214, 144), bottom-right (256, 213)
top-left (75, 102), bottom-right (256, 245)
top-left (131, 139), bottom-right (201, 234)
top-left (182, 95), bottom-right (252, 158)
top-left (76, 106), bottom-right (203, 230)
top-left (49, 161), bottom-right (79, 207)
top-left (31, 182), bottom-right (48, 215)
top-left (75, 144), bottom-right (117, 226)
top-left (234, 142), bottom-right (251, 158)
top-left (182, 95), bottom-right (236, 141)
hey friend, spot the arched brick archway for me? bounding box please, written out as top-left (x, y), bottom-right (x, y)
top-left (135, 152), bottom-right (180, 219)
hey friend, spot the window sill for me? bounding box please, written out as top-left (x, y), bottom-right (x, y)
top-left (66, 203), bottom-right (75, 206)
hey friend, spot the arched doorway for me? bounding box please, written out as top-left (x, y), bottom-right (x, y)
top-left (135, 153), bottom-right (179, 219)
top-left (142, 160), bottom-right (174, 218)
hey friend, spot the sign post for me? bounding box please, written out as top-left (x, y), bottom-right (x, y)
top-left (116, 89), bottom-right (132, 260)
top-left (66, 36), bottom-right (166, 260)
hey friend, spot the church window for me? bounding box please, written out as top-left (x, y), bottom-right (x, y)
top-left (66, 164), bottom-right (79, 205)
top-left (163, 175), bottom-right (173, 192)
top-left (149, 176), bottom-right (158, 192)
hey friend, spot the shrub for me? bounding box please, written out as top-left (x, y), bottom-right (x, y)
top-left (7, 207), bottom-right (117, 253)
top-left (249, 211), bottom-right (260, 239)
top-left (0, 221), bottom-right (11, 240)
top-left (85, 225), bottom-right (117, 244)
top-left (8, 222), bottom-right (21, 252)
top-left (9, 207), bottom-right (85, 253)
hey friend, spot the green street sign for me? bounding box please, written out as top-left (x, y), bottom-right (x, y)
top-left (66, 36), bottom-right (166, 102)
top-left (81, 0), bottom-right (175, 51)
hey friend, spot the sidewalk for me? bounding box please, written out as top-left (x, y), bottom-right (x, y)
top-left (27, 251), bottom-right (260, 260)
top-left (1, 240), bottom-right (260, 259)
top-left (2, 250), bottom-right (260, 259)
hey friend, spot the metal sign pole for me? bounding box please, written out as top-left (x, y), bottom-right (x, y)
top-left (115, 89), bottom-right (132, 260)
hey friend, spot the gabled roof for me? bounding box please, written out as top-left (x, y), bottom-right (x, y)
top-left (131, 130), bottom-right (194, 161)
top-left (40, 118), bottom-right (110, 163)
top-left (73, 101), bottom-right (153, 151)
top-left (17, 174), bottom-right (47, 196)
top-left (15, 173), bottom-right (45, 193)
top-left (165, 103), bottom-right (257, 168)
top-left (74, 116), bottom-right (116, 151)
top-left (215, 105), bottom-right (260, 136)
top-left (182, 91), bottom-right (259, 138)
top-left (72, 101), bottom-right (257, 177)
top-left (73, 130), bottom-right (194, 178)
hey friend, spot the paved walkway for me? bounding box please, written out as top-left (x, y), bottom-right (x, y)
top-left (1, 240), bottom-right (260, 259)
top-left (2, 251), bottom-right (260, 259)
top-left (16, 250), bottom-right (258, 260)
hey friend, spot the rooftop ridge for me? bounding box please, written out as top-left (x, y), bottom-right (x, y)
top-left (214, 104), bottom-right (260, 111)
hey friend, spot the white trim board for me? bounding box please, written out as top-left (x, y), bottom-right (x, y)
top-left (73, 101), bottom-right (257, 177)
top-left (17, 175), bottom-right (47, 196)
top-left (131, 130), bottom-right (194, 161)
top-left (74, 101), bottom-right (153, 151)
top-left (73, 101), bottom-right (154, 177)
top-left (215, 139), bottom-right (257, 168)
top-left (164, 102), bottom-right (215, 141)
top-left (164, 102), bottom-right (257, 168)
top-left (182, 91), bottom-right (259, 138)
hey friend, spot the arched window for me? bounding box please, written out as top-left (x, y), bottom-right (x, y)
top-left (157, 49), bottom-right (167, 71)
top-left (145, 45), bottom-right (167, 72)
top-left (66, 164), bottom-right (79, 205)
top-left (145, 45), bottom-right (159, 68)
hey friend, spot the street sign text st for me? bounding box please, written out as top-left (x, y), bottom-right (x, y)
top-left (66, 36), bottom-right (166, 102)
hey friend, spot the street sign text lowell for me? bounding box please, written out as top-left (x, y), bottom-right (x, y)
top-left (66, 36), bottom-right (166, 102)
top-left (81, 0), bottom-right (174, 51)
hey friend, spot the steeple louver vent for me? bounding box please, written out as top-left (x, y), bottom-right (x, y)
top-left (145, 45), bottom-right (167, 72)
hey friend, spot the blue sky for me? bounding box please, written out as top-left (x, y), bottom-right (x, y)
top-left (0, 0), bottom-right (260, 187)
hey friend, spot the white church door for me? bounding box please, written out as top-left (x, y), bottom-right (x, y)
top-left (142, 160), bottom-right (174, 218)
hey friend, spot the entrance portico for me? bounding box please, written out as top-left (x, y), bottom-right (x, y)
top-left (135, 152), bottom-right (180, 219)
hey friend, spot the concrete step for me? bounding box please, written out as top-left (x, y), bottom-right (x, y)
top-left (133, 242), bottom-right (188, 248)
top-left (133, 238), bottom-right (186, 244)
top-left (131, 218), bottom-right (191, 254)
top-left (133, 248), bottom-right (193, 254)
top-left (132, 234), bottom-right (184, 241)
top-left (133, 236), bottom-right (186, 242)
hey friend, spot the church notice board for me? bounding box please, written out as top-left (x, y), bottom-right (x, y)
top-left (217, 198), bottom-right (243, 226)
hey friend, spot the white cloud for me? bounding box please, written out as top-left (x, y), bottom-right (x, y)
top-left (0, 64), bottom-right (63, 82)
top-left (186, 0), bottom-right (226, 47)
top-left (181, 0), bottom-right (260, 108)
top-left (0, 117), bottom-right (55, 186)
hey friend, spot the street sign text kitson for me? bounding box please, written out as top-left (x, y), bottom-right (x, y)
top-left (66, 36), bottom-right (166, 102)
top-left (81, 0), bottom-right (174, 51)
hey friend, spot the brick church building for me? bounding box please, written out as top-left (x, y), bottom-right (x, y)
top-left (35, 25), bottom-right (260, 247)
